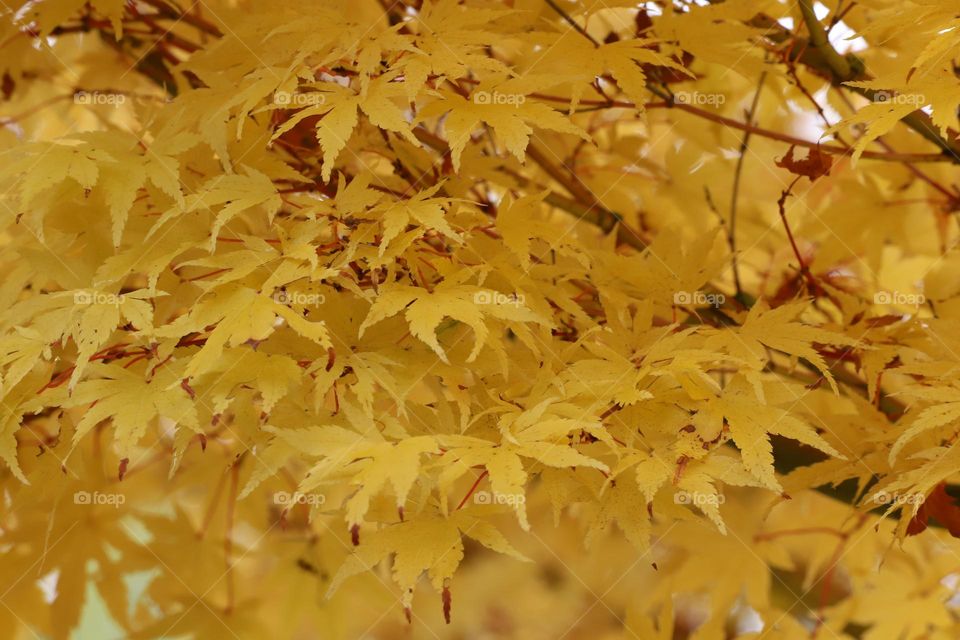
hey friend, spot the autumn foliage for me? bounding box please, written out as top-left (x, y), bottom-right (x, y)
top-left (4, 0), bottom-right (960, 638)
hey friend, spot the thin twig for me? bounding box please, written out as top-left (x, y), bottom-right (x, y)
top-left (543, 0), bottom-right (599, 47)
top-left (728, 71), bottom-right (767, 299)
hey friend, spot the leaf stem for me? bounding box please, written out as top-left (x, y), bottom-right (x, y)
top-left (456, 469), bottom-right (489, 510)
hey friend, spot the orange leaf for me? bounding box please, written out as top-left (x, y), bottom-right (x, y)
top-left (906, 482), bottom-right (960, 537)
top-left (775, 145), bottom-right (833, 181)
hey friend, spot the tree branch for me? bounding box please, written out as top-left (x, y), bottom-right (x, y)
top-left (728, 71), bottom-right (767, 301)
top-left (759, 6), bottom-right (960, 160)
top-left (798, 0), bottom-right (852, 80)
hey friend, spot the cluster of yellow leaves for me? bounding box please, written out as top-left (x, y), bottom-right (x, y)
top-left (3, 0), bottom-right (960, 637)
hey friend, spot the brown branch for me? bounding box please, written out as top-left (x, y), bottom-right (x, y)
top-left (224, 455), bottom-right (243, 614)
top-left (411, 126), bottom-right (648, 250)
top-left (650, 101), bottom-right (947, 163)
top-left (765, 5), bottom-right (960, 160)
top-left (489, 85), bottom-right (945, 163)
top-left (543, 0), bottom-right (599, 47)
top-left (523, 143), bottom-right (622, 232)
